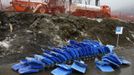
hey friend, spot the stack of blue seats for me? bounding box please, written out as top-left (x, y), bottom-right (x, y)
top-left (12, 39), bottom-right (111, 74)
top-left (51, 64), bottom-right (72, 75)
top-left (95, 53), bottom-right (131, 72)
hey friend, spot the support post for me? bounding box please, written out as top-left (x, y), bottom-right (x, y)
top-left (116, 34), bottom-right (120, 47)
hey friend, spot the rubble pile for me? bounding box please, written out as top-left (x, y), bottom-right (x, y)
top-left (0, 11), bottom-right (134, 64)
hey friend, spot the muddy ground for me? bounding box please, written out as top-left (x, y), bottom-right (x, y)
top-left (0, 11), bottom-right (134, 75)
top-left (0, 47), bottom-right (134, 75)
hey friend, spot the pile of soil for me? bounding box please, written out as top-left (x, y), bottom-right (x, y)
top-left (0, 11), bottom-right (134, 64)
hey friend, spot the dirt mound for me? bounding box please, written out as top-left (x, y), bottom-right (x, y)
top-left (0, 11), bottom-right (134, 63)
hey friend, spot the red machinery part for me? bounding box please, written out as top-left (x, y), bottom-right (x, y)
top-left (2, 0), bottom-right (111, 18)
top-left (10, 0), bottom-right (65, 14)
top-left (71, 4), bottom-right (111, 18)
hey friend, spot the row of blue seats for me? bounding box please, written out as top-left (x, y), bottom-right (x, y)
top-left (51, 60), bottom-right (88, 75)
top-left (12, 40), bottom-right (111, 74)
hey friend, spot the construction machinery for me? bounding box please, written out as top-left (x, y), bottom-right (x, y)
top-left (70, 0), bottom-right (111, 18)
top-left (0, 0), bottom-right (111, 18)
top-left (10, 0), bottom-right (65, 14)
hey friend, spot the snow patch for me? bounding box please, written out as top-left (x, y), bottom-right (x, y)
top-left (131, 34), bottom-right (134, 38)
top-left (87, 18), bottom-right (103, 22)
top-left (0, 37), bottom-right (13, 49)
top-left (0, 40), bottom-right (10, 49)
top-left (26, 30), bottom-right (33, 33)
top-left (45, 19), bottom-right (51, 23)
top-left (126, 37), bottom-right (134, 44)
top-left (96, 19), bottom-right (103, 23)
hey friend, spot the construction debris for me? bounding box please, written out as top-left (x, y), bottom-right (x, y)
top-left (51, 60), bottom-right (87, 75)
top-left (95, 53), bottom-right (131, 72)
top-left (12, 39), bottom-right (131, 74)
top-left (12, 57), bottom-right (44, 74)
top-left (71, 60), bottom-right (87, 73)
top-left (12, 39), bottom-right (111, 74)
top-left (51, 64), bottom-right (72, 75)
top-left (0, 12), bottom-right (134, 61)
top-left (95, 59), bottom-right (114, 72)
top-left (0, 12), bottom-right (133, 75)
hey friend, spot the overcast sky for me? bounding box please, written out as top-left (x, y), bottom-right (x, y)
top-left (101, 0), bottom-right (134, 11)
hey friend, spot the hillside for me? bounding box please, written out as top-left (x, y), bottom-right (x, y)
top-left (0, 11), bottom-right (134, 64)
